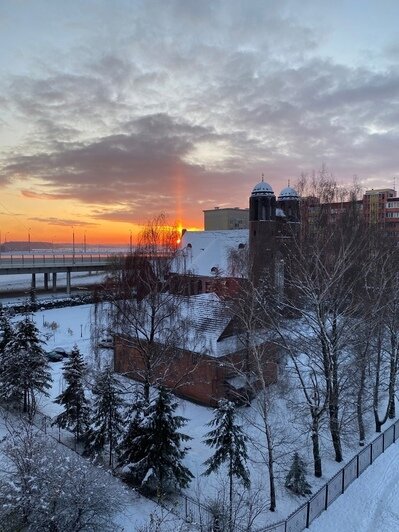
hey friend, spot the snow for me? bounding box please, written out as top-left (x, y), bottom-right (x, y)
top-left (309, 442), bottom-right (399, 531)
top-left (1, 283), bottom-right (399, 530)
top-left (173, 229), bottom-right (248, 277)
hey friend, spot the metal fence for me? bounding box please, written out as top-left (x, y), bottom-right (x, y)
top-left (29, 410), bottom-right (218, 531)
top-left (258, 420), bottom-right (399, 532)
top-left (5, 405), bottom-right (398, 532)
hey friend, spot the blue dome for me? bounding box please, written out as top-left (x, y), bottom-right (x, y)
top-left (278, 186), bottom-right (299, 200)
top-left (251, 181), bottom-right (274, 196)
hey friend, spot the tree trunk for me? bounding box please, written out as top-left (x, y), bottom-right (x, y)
top-left (328, 400), bottom-right (343, 462)
top-left (265, 419), bottom-right (276, 511)
top-left (357, 360), bottom-right (367, 446)
top-left (311, 415), bottom-right (322, 477)
top-left (229, 456), bottom-right (233, 532)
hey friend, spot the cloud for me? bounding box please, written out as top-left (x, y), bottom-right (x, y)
top-left (0, 0), bottom-right (399, 225)
top-left (28, 216), bottom-right (98, 227)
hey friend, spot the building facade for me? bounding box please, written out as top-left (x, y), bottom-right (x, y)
top-left (203, 207), bottom-right (249, 230)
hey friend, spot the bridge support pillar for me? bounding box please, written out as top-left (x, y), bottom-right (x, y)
top-left (31, 273), bottom-right (36, 289)
top-left (66, 270), bottom-right (71, 295)
top-left (52, 272), bottom-right (57, 292)
top-left (44, 273), bottom-right (49, 290)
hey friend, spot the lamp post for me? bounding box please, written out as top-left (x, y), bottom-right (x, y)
top-left (28, 227), bottom-right (31, 253)
top-left (129, 229), bottom-right (132, 254)
top-left (72, 227), bottom-right (75, 263)
top-left (84, 231), bottom-right (87, 253)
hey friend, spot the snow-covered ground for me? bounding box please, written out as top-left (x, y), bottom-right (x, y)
top-left (1, 297), bottom-right (399, 531)
top-left (310, 442), bottom-right (399, 531)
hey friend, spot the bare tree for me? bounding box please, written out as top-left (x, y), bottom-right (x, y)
top-left (102, 215), bottom-right (188, 403)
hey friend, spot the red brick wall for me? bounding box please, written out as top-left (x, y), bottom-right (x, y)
top-left (114, 336), bottom-right (278, 406)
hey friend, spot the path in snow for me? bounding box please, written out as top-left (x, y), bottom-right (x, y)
top-left (310, 442), bottom-right (399, 531)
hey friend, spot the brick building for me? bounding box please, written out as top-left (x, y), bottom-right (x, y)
top-left (113, 293), bottom-right (278, 406)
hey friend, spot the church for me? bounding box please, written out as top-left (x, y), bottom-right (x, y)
top-left (113, 179), bottom-right (301, 406)
top-left (170, 178), bottom-right (301, 293)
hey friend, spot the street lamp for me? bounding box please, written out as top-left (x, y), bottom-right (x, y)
top-left (28, 227), bottom-right (31, 253)
top-left (83, 231), bottom-right (87, 253)
top-left (129, 229), bottom-right (132, 254)
top-left (72, 227), bottom-right (75, 263)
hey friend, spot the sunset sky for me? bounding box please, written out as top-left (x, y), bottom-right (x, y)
top-left (0, 0), bottom-right (398, 244)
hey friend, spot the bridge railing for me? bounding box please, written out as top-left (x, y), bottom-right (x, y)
top-left (0, 253), bottom-right (118, 267)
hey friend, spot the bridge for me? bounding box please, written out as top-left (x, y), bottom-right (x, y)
top-left (0, 253), bottom-right (119, 295)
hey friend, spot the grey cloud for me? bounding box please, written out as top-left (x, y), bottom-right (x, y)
top-left (28, 217), bottom-right (98, 227)
top-left (1, 0), bottom-right (399, 216)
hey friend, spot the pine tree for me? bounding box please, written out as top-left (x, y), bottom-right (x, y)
top-left (202, 400), bottom-right (250, 531)
top-left (0, 315), bottom-right (51, 417)
top-left (285, 452), bottom-right (312, 496)
top-left (118, 387), bottom-right (193, 497)
top-left (53, 345), bottom-right (90, 442)
top-left (85, 364), bottom-right (125, 466)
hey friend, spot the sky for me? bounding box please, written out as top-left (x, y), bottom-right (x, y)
top-left (0, 0), bottom-right (398, 244)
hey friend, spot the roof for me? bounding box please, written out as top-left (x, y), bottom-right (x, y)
top-left (135, 292), bottom-right (243, 358)
top-left (278, 186), bottom-right (299, 200)
top-left (251, 181), bottom-right (274, 196)
top-left (171, 229), bottom-right (248, 277)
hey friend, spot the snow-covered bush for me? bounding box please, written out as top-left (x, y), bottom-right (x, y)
top-left (0, 421), bottom-right (127, 531)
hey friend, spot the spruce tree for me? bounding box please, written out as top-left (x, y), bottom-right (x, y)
top-left (0, 308), bottom-right (13, 353)
top-left (285, 452), bottom-right (312, 496)
top-left (0, 315), bottom-right (51, 417)
top-left (202, 400), bottom-right (250, 531)
top-left (117, 397), bottom-right (148, 481)
top-left (53, 345), bottom-right (90, 442)
top-left (85, 364), bottom-right (125, 466)
top-left (118, 387), bottom-right (193, 497)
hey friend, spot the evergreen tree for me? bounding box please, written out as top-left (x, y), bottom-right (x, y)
top-left (53, 345), bottom-right (90, 442)
top-left (85, 364), bottom-right (125, 466)
top-left (285, 452), bottom-right (312, 496)
top-left (118, 387), bottom-right (193, 497)
top-left (202, 400), bottom-right (250, 531)
top-left (0, 308), bottom-right (13, 353)
top-left (117, 397), bottom-right (148, 481)
top-left (0, 315), bottom-right (51, 417)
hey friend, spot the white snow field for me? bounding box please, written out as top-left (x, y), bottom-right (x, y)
top-left (1, 298), bottom-right (399, 531)
top-left (310, 442), bottom-right (399, 531)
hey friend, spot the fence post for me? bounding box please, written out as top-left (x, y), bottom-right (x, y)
top-left (306, 500), bottom-right (311, 528)
top-left (325, 483), bottom-right (329, 509)
top-left (356, 453), bottom-right (359, 478)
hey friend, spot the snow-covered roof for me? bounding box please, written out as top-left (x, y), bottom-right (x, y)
top-left (278, 186), bottom-right (299, 200)
top-left (251, 181), bottom-right (274, 196)
top-left (171, 229), bottom-right (248, 278)
top-left (134, 292), bottom-right (243, 358)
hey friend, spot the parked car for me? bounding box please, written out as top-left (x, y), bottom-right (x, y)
top-left (52, 347), bottom-right (72, 358)
top-left (98, 337), bottom-right (113, 349)
top-left (45, 350), bottom-right (64, 362)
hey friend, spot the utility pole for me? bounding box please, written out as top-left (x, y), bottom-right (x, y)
top-left (72, 227), bottom-right (75, 263)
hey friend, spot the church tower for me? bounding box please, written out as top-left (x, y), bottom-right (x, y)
top-left (249, 177), bottom-right (277, 284)
top-left (277, 185), bottom-right (300, 223)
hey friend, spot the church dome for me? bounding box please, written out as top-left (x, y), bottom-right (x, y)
top-left (278, 186), bottom-right (299, 200)
top-left (251, 181), bottom-right (274, 196)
